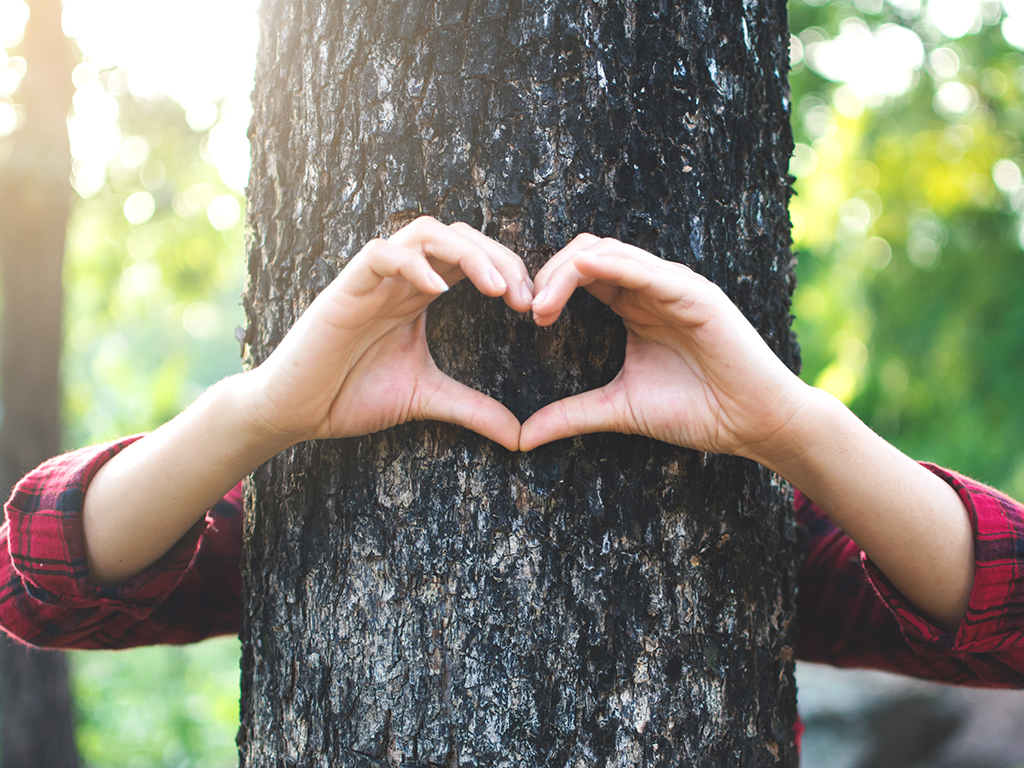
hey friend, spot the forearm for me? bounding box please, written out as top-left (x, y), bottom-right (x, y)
top-left (746, 384), bottom-right (974, 633)
top-left (82, 372), bottom-right (293, 586)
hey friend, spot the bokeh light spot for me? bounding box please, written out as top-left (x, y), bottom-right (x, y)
top-left (933, 81), bottom-right (976, 116)
top-left (880, 360), bottom-right (910, 397)
top-left (118, 135), bottom-right (149, 169)
top-left (993, 159), bottom-right (1022, 193)
top-left (928, 47), bottom-right (961, 80)
top-left (1002, 8), bottom-right (1024, 49)
top-left (0, 0), bottom-right (29, 49)
top-left (790, 143), bottom-right (818, 178)
top-left (206, 194), bottom-right (241, 231)
top-left (864, 236), bottom-right (892, 270)
top-left (182, 302), bottom-right (220, 338)
top-left (0, 100), bottom-right (19, 135)
top-left (927, 0), bottom-right (982, 39)
top-left (807, 21), bottom-right (924, 100)
top-left (0, 54), bottom-right (25, 96)
top-left (123, 191), bottom-right (156, 225)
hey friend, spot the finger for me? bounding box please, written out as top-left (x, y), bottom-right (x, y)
top-left (344, 238), bottom-right (451, 297)
top-left (518, 387), bottom-right (623, 451)
top-left (533, 234), bottom-right (669, 298)
top-left (530, 235), bottom-right (608, 326)
top-left (532, 232), bottom-right (601, 294)
top-left (414, 368), bottom-right (522, 452)
top-left (449, 222), bottom-right (534, 311)
top-left (581, 280), bottom-right (619, 307)
top-left (389, 216), bottom-right (509, 298)
top-left (536, 237), bottom-right (705, 325)
top-left (572, 246), bottom-right (707, 305)
top-left (534, 234), bottom-right (652, 325)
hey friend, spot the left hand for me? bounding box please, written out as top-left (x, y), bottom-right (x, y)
top-left (246, 217), bottom-right (533, 452)
top-left (82, 218), bottom-right (532, 587)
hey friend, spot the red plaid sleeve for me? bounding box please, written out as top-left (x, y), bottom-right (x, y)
top-left (795, 463), bottom-right (1024, 686)
top-left (1, 436), bottom-right (242, 649)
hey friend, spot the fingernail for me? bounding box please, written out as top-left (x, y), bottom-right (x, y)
top-left (489, 267), bottom-right (507, 292)
top-left (520, 283), bottom-right (533, 305)
top-left (533, 286), bottom-right (549, 306)
top-left (430, 273), bottom-right (449, 293)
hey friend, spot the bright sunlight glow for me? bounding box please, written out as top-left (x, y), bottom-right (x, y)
top-left (2, 0), bottom-right (258, 192)
top-left (65, 0), bottom-right (259, 193)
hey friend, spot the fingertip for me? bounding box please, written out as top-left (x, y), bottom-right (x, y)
top-left (530, 287), bottom-right (564, 325)
top-left (519, 282), bottom-right (534, 307)
top-left (530, 294), bottom-right (560, 322)
top-left (559, 232), bottom-right (601, 254)
top-left (428, 271), bottom-right (450, 294)
top-left (517, 428), bottom-right (538, 452)
top-left (488, 267), bottom-right (507, 293)
top-left (531, 309), bottom-right (558, 327)
top-left (502, 285), bottom-right (533, 315)
top-left (502, 433), bottom-right (522, 453)
top-left (519, 414), bottom-right (562, 451)
top-left (487, 409), bottom-right (523, 452)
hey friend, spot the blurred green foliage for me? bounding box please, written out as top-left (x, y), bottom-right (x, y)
top-left (2, 0), bottom-right (1023, 764)
top-left (62, 72), bottom-right (246, 448)
top-left (72, 640), bottom-right (241, 768)
top-left (55, 69), bottom-right (247, 768)
top-left (788, 0), bottom-right (1024, 499)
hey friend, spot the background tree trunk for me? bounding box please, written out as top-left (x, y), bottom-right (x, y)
top-left (240, 0), bottom-right (800, 765)
top-left (0, 1), bottom-right (81, 767)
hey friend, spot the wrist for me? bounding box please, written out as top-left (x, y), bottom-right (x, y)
top-left (82, 371), bottom-right (298, 587)
top-left (204, 371), bottom-right (302, 468)
top-left (739, 382), bottom-right (974, 631)
top-left (739, 382), bottom-right (840, 476)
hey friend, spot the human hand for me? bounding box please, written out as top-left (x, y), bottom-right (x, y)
top-left (520, 235), bottom-right (808, 460)
top-left (244, 217), bottom-right (533, 452)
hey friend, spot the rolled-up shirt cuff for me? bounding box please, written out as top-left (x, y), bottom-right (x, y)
top-left (863, 463), bottom-right (1024, 654)
top-left (4, 435), bottom-right (206, 618)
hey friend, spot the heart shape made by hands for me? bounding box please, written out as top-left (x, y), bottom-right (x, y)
top-left (427, 279), bottom-right (627, 429)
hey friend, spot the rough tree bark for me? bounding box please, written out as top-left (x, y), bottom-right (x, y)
top-left (240, 0), bottom-right (799, 765)
top-left (0, 1), bottom-right (80, 766)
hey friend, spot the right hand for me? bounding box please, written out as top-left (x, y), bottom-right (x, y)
top-left (244, 217), bottom-right (533, 452)
top-left (521, 234), bottom-right (808, 461)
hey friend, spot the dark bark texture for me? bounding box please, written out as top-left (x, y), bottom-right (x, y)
top-left (0, 1), bottom-right (80, 766)
top-left (241, 0), bottom-right (799, 765)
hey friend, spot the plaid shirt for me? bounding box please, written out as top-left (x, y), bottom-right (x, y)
top-left (3, 437), bottom-right (1024, 686)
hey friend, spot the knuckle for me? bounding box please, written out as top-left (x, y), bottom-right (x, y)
top-left (411, 215), bottom-right (438, 231)
top-left (396, 215), bottom-right (437, 242)
top-left (362, 237), bottom-right (388, 259)
top-left (557, 401), bottom-right (573, 430)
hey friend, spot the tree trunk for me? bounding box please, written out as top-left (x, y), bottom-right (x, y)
top-left (0, 1), bottom-right (80, 767)
top-left (240, 1), bottom-right (800, 765)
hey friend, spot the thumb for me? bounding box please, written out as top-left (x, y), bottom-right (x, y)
top-left (519, 387), bottom-right (623, 451)
top-left (413, 369), bottom-right (522, 452)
